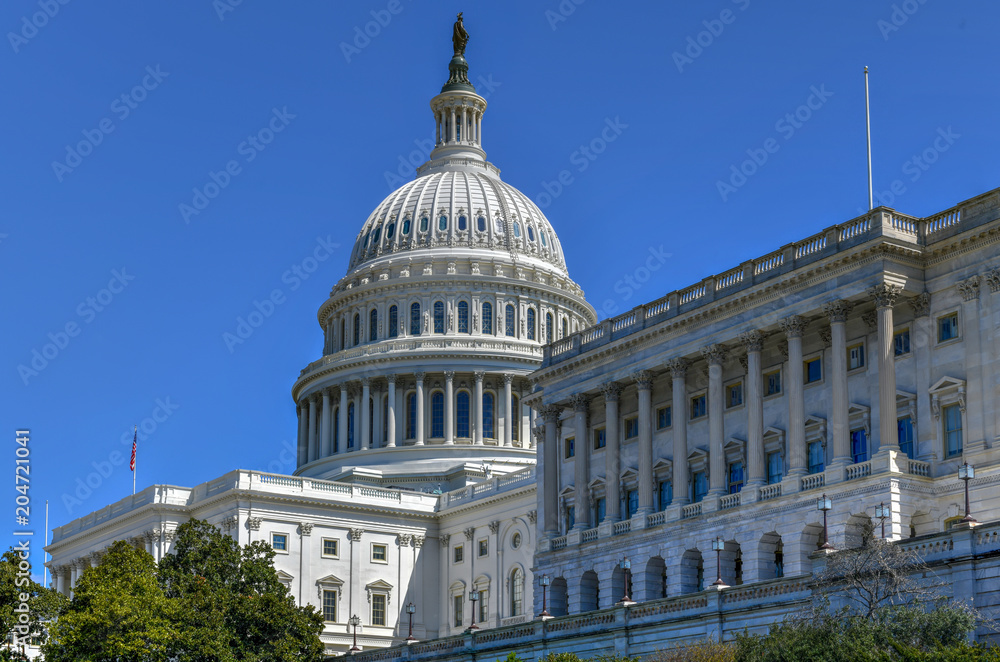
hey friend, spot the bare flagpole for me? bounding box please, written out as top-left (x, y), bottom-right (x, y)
top-left (43, 500), bottom-right (49, 588)
top-left (865, 66), bottom-right (873, 210)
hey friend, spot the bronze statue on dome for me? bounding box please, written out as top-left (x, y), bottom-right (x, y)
top-left (453, 12), bottom-right (469, 56)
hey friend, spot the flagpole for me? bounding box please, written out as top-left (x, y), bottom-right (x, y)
top-left (865, 66), bottom-right (873, 210)
top-left (132, 425), bottom-right (137, 495)
top-left (43, 500), bottom-right (49, 588)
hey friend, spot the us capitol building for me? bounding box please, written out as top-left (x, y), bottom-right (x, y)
top-left (47, 17), bottom-right (1000, 659)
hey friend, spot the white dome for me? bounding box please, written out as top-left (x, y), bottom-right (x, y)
top-left (347, 167), bottom-right (568, 275)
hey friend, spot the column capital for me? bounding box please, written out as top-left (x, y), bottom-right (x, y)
top-left (869, 282), bottom-right (903, 308)
top-left (532, 427), bottom-right (545, 442)
top-left (819, 327), bottom-right (832, 347)
top-left (739, 330), bottom-right (764, 353)
top-left (957, 275), bottom-right (981, 302)
top-left (861, 310), bottom-right (878, 333)
top-left (360, 376), bottom-right (371, 388)
top-left (823, 299), bottom-right (853, 323)
top-left (540, 404), bottom-right (562, 422)
top-left (299, 522), bottom-right (314, 536)
top-left (386, 374), bottom-right (398, 386)
top-left (474, 371), bottom-right (485, 382)
top-left (570, 393), bottom-right (590, 412)
top-left (414, 372), bottom-right (425, 383)
top-left (502, 373), bottom-right (514, 385)
top-left (349, 528), bottom-right (364, 542)
top-left (701, 344), bottom-right (727, 365)
top-left (665, 357), bottom-right (691, 379)
top-left (779, 315), bottom-right (808, 338)
top-left (600, 381), bottom-right (623, 402)
top-left (910, 292), bottom-right (931, 317)
top-left (985, 268), bottom-right (1000, 294)
top-left (444, 370), bottom-right (455, 381)
top-left (633, 370), bottom-right (654, 390)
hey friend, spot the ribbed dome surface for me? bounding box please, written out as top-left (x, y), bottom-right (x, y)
top-left (347, 168), bottom-right (567, 274)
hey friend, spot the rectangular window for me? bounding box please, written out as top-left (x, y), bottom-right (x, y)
top-left (322, 538), bottom-right (339, 559)
top-left (478, 539), bottom-right (488, 558)
top-left (764, 370), bottom-right (782, 396)
top-left (322, 589), bottom-right (337, 623)
top-left (627, 489), bottom-right (638, 517)
top-left (564, 437), bottom-right (575, 458)
top-left (728, 461), bottom-right (744, 494)
top-left (593, 428), bottom-right (606, 450)
top-left (595, 497), bottom-right (606, 522)
top-left (848, 343), bottom-right (865, 370)
top-left (726, 382), bottom-right (743, 408)
top-left (453, 545), bottom-right (464, 563)
top-left (938, 313), bottom-right (959, 342)
top-left (692, 471), bottom-right (708, 503)
top-left (656, 406), bottom-right (672, 429)
top-left (808, 441), bottom-right (824, 474)
top-left (894, 329), bottom-right (911, 356)
top-left (454, 595), bottom-right (463, 628)
top-left (658, 481), bottom-right (672, 510)
top-left (478, 592), bottom-right (488, 623)
top-left (804, 358), bottom-right (822, 384)
top-left (566, 506), bottom-right (575, 531)
top-left (944, 404), bottom-right (963, 457)
top-left (767, 451), bottom-right (783, 485)
top-left (624, 417), bottom-right (639, 439)
top-left (371, 594), bottom-right (386, 626)
top-left (371, 543), bottom-right (387, 563)
top-left (850, 429), bottom-right (868, 464)
top-left (898, 417), bottom-right (915, 459)
top-left (690, 395), bottom-right (706, 419)
top-left (271, 533), bottom-right (288, 552)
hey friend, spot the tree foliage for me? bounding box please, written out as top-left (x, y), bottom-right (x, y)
top-left (0, 548), bottom-right (66, 656)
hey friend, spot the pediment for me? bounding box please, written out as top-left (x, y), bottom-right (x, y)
top-left (848, 403), bottom-right (870, 416)
top-left (763, 426), bottom-right (784, 439)
top-left (317, 574), bottom-right (345, 586)
top-left (587, 477), bottom-right (605, 490)
top-left (366, 579), bottom-right (394, 591)
top-left (619, 467), bottom-right (638, 481)
top-left (688, 447), bottom-right (709, 462)
top-left (929, 376), bottom-right (965, 393)
top-left (652, 458), bottom-right (673, 471)
top-left (559, 485), bottom-right (575, 497)
top-left (276, 570), bottom-right (294, 583)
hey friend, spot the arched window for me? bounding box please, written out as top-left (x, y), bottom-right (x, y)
top-left (511, 395), bottom-right (520, 443)
top-left (526, 308), bottom-right (536, 341)
top-left (510, 568), bottom-right (524, 616)
top-left (402, 217), bottom-right (411, 235)
top-left (482, 302), bottom-right (493, 335)
top-left (369, 308), bottom-right (378, 342)
top-left (388, 305), bottom-right (398, 338)
top-left (457, 301), bottom-right (469, 334)
top-left (527, 225), bottom-right (535, 242)
top-left (347, 403), bottom-right (355, 449)
top-left (433, 301), bottom-right (445, 334)
top-left (372, 226), bottom-right (381, 244)
top-left (458, 215), bottom-right (467, 231)
top-left (483, 393), bottom-right (495, 439)
top-left (431, 392), bottom-right (445, 438)
top-left (438, 215), bottom-right (448, 231)
top-left (369, 397), bottom-right (375, 447)
top-left (495, 217), bottom-right (504, 234)
top-left (353, 314), bottom-right (360, 346)
top-left (333, 407), bottom-right (340, 453)
top-left (340, 319), bottom-right (345, 351)
top-left (456, 391), bottom-right (470, 438)
top-left (410, 303), bottom-right (421, 336)
top-left (546, 313), bottom-right (554, 343)
top-left (406, 393), bottom-right (417, 439)
top-left (419, 215), bottom-right (429, 233)
top-left (513, 221), bottom-right (521, 238)
top-left (477, 216), bottom-right (486, 232)
top-left (540, 231), bottom-right (547, 247)
top-left (562, 318), bottom-right (568, 338)
top-left (505, 304), bottom-right (515, 337)
top-left (362, 231), bottom-right (370, 248)
top-left (386, 221), bottom-right (396, 239)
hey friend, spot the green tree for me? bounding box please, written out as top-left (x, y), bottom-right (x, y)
top-left (0, 547), bottom-right (66, 659)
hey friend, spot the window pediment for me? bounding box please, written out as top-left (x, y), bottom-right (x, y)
top-left (929, 376), bottom-right (966, 418)
top-left (366, 579), bottom-right (393, 605)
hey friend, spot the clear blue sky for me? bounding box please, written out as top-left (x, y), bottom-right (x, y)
top-left (3, 1), bottom-right (998, 572)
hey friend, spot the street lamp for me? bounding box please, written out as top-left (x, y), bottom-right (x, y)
top-left (874, 502), bottom-right (890, 539)
top-left (405, 602), bottom-right (416, 641)
top-left (711, 537), bottom-right (728, 587)
top-left (817, 494), bottom-right (834, 550)
top-left (538, 574), bottom-right (551, 617)
top-left (959, 463), bottom-right (977, 523)
top-left (348, 614), bottom-right (361, 652)
top-left (468, 590), bottom-right (480, 630)
top-left (619, 557), bottom-right (632, 603)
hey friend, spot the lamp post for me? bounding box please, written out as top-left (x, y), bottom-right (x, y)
top-left (349, 614), bottom-right (361, 652)
top-left (619, 557), bottom-right (632, 603)
top-left (874, 502), bottom-right (890, 539)
top-left (538, 574), bottom-right (551, 618)
top-left (468, 590), bottom-right (480, 630)
top-left (405, 602), bottom-right (416, 641)
top-left (711, 537), bottom-right (728, 587)
top-left (817, 494), bottom-right (834, 550)
top-left (959, 463), bottom-right (977, 523)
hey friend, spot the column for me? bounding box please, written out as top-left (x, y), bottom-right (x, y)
top-left (320, 390), bottom-right (332, 458)
top-left (372, 383), bottom-right (383, 448)
top-left (474, 372), bottom-right (484, 445)
top-left (872, 283), bottom-right (903, 452)
top-left (667, 358), bottom-right (691, 504)
top-left (635, 371), bottom-right (655, 515)
top-left (449, 107), bottom-right (456, 141)
top-left (461, 106), bottom-right (467, 141)
top-left (958, 276), bottom-right (986, 448)
top-left (444, 371), bottom-right (455, 445)
top-left (601, 383), bottom-right (623, 522)
top-left (910, 293), bottom-right (933, 459)
top-left (571, 394), bottom-right (590, 530)
top-left (503, 374), bottom-right (513, 447)
top-left (338, 386), bottom-right (348, 454)
top-left (386, 375), bottom-right (397, 448)
top-left (542, 405), bottom-right (561, 537)
top-left (361, 377), bottom-right (371, 451)
top-left (825, 300), bottom-right (853, 466)
top-left (741, 331), bottom-right (765, 486)
top-left (415, 372), bottom-right (425, 446)
top-left (781, 317), bottom-right (808, 476)
top-left (295, 402), bottom-right (308, 467)
top-left (353, 386), bottom-right (362, 450)
top-left (53, 566), bottom-right (64, 595)
top-left (435, 110), bottom-right (441, 144)
top-left (307, 396), bottom-right (318, 462)
top-left (703, 345), bottom-right (727, 496)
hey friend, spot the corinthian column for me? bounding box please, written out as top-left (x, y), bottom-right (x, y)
top-left (295, 402), bottom-right (308, 467)
top-left (307, 396), bottom-right (318, 462)
top-left (415, 373), bottom-right (425, 446)
top-left (741, 331), bottom-right (765, 486)
top-left (702, 344), bottom-right (727, 496)
top-left (444, 371), bottom-right (455, 445)
top-left (360, 377), bottom-right (371, 451)
top-left (320, 389), bottom-right (332, 457)
top-left (386, 375), bottom-right (397, 448)
top-left (871, 283), bottom-right (903, 452)
top-left (570, 394), bottom-right (590, 529)
top-left (824, 300), bottom-right (853, 466)
top-left (635, 371), bottom-right (655, 515)
top-left (338, 386), bottom-right (348, 453)
top-left (666, 358), bottom-right (691, 504)
top-left (474, 371), bottom-right (485, 445)
top-left (503, 374), bottom-right (514, 447)
top-left (601, 382), bottom-right (623, 522)
top-left (780, 316), bottom-right (808, 477)
top-left (541, 405), bottom-right (561, 537)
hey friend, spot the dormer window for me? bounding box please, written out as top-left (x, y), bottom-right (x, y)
top-left (527, 226), bottom-right (535, 242)
top-left (402, 217), bottom-right (411, 235)
top-left (386, 221), bottom-right (396, 239)
top-left (372, 226), bottom-right (381, 244)
top-left (458, 215), bottom-right (467, 231)
top-left (419, 215), bottom-right (429, 233)
top-left (477, 216), bottom-right (486, 232)
top-left (438, 215), bottom-right (448, 231)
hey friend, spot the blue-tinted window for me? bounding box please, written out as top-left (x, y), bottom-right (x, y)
top-left (483, 393), bottom-right (495, 439)
top-left (767, 451), bottom-right (783, 485)
top-left (410, 303), bottom-right (421, 335)
top-left (433, 301), bottom-right (445, 334)
top-left (513, 222), bottom-right (521, 238)
top-left (333, 407), bottom-right (339, 452)
top-left (369, 308), bottom-right (378, 342)
top-left (894, 330), bottom-right (911, 356)
top-left (402, 218), bottom-right (411, 235)
top-left (808, 441), bottom-right (824, 474)
top-left (348, 403), bottom-right (355, 448)
top-left (804, 359), bottom-right (822, 384)
top-left (658, 481), bottom-right (672, 510)
top-left (458, 215), bottom-right (467, 231)
top-left (692, 471), bottom-right (708, 503)
top-left (419, 216), bottom-right (428, 232)
top-left (727, 383), bottom-right (743, 408)
top-left (627, 490), bottom-right (638, 517)
top-left (546, 313), bottom-right (553, 342)
top-left (565, 437), bottom-right (575, 458)
top-left (690, 395), bottom-right (706, 419)
top-left (595, 498), bottom-right (606, 523)
top-left (566, 507), bottom-right (575, 532)
top-left (898, 417), bottom-right (914, 459)
top-left (624, 417), bottom-right (638, 439)
top-left (765, 370), bottom-right (782, 395)
top-left (438, 215), bottom-right (448, 231)
top-left (456, 391), bottom-right (470, 438)
top-left (527, 226), bottom-right (535, 242)
top-left (594, 428), bottom-right (606, 449)
top-left (728, 462), bottom-right (744, 494)
top-left (406, 393), bottom-right (416, 439)
top-left (431, 392), bottom-right (444, 438)
top-left (272, 534), bottom-right (287, 551)
top-left (477, 216), bottom-right (486, 232)
top-left (851, 429), bottom-right (868, 464)
top-left (353, 314), bottom-right (360, 346)
top-left (457, 301), bottom-right (469, 334)
top-left (482, 302), bottom-right (493, 335)
top-left (657, 407), bottom-right (671, 429)
top-left (944, 404), bottom-right (962, 457)
top-left (540, 231), bottom-right (547, 247)
top-left (938, 314), bottom-right (959, 342)
top-left (526, 308), bottom-right (536, 341)
top-left (505, 304), bottom-right (515, 337)
top-left (386, 222), bottom-right (395, 239)
top-left (372, 227), bottom-right (381, 244)
top-left (388, 305), bottom-right (398, 338)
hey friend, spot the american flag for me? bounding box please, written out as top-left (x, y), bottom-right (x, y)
top-left (130, 426), bottom-right (137, 471)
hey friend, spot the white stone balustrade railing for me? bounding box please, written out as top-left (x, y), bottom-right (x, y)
top-left (681, 503), bottom-right (702, 519)
top-left (647, 511), bottom-right (666, 527)
top-left (801, 474), bottom-right (825, 491)
top-left (846, 462), bottom-right (872, 481)
top-left (759, 483), bottom-right (781, 501)
top-left (582, 528), bottom-right (599, 543)
top-left (908, 460), bottom-right (931, 477)
top-left (439, 468), bottom-right (534, 509)
top-left (551, 536), bottom-right (568, 550)
top-left (612, 520), bottom-right (631, 536)
top-left (720, 493), bottom-right (741, 509)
